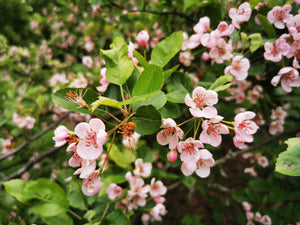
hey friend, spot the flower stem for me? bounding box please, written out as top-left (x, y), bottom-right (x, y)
top-left (68, 209), bottom-right (82, 220)
top-left (177, 117), bottom-right (195, 127)
top-left (99, 203), bottom-right (111, 224)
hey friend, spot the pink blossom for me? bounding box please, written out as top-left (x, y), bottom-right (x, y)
top-left (179, 51), bottom-right (194, 66)
top-left (244, 167), bottom-right (257, 177)
top-left (215, 21), bottom-right (235, 37)
top-left (242, 201), bottom-right (252, 212)
top-left (201, 31), bottom-right (219, 48)
top-left (267, 5), bottom-right (292, 29)
top-left (74, 118), bottom-right (107, 160)
top-left (264, 39), bottom-right (290, 62)
top-left (74, 159), bottom-right (96, 179)
top-left (148, 178), bottom-right (167, 197)
top-left (123, 131), bottom-right (141, 149)
top-left (53, 125), bottom-right (71, 147)
top-left (185, 86), bottom-right (218, 118)
top-left (84, 39), bottom-right (95, 52)
top-left (82, 172), bottom-right (103, 196)
top-left (82, 56), bottom-right (93, 68)
top-left (12, 113), bottom-right (35, 129)
top-left (106, 183), bottom-right (123, 200)
top-left (229, 2), bottom-right (252, 29)
top-left (287, 14), bottom-right (300, 40)
top-left (234, 111), bottom-right (259, 149)
top-left (209, 38), bottom-right (233, 64)
top-left (167, 150), bottom-right (178, 162)
top-left (224, 55), bottom-right (250, 80)
top-left (128, 41), bottom-right (139, 65)
top-left (69, 75), bottom-right (88, 88)
top-left (136, 30), bottom-right (149, 47)
top-left (269, 119), bottom-right (284, 135)
top-left (202, 52), bottom-right (210, 61)
top-left (156, 118), bottom-right (184, 150)
top-left (177, 137), bottom-right (203, 163)
top-left (260, 215), bottom-right (272, 225)
top-left (247, 85), bottom-right (263, 104)
top-left (133, 158), bottom-right (152, 178)
top-left (96, 68), bottom-right (109, 93)
top-left (149, 203), bottom-right (167, 221)
top-left (181, 32), bottom-right (189, 51)
top-left (195, 149), bottom-right (215, 178)
top-left (193, 16), bottom-right (210, 34)
top-left (271, 67), bottom-right (300, 93)
top-left (199, 116), bottom-right (230, 147)
top-left (257, 156), bottom-right (269, 168)
top-left (187, 33), bottom-right (202, 49)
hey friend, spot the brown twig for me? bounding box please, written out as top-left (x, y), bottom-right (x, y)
top-left (215, 126), bottom-right (300, 166)
top-left (0, 146), bottom-right (62, 187)
top-left (0, 113), bottom-right (70, 162)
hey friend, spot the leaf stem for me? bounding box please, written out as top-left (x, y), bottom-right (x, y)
top-left (100, 203), bottom-right (111, 224)
top-left (68, 209), bottom-right (82, 220)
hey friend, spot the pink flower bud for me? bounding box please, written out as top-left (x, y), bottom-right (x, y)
top-left (136, 30), bottom-right (149, 47)
top-left (167, 150), bottom-right (178, 162)
top-left (202, 52), bottom-right (210, 61)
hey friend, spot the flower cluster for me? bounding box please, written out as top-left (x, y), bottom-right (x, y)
top-left (242, 202), bottom-right (272, 225)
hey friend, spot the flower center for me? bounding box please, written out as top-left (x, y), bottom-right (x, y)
top-left (85, 129), bottom-right (98, 149)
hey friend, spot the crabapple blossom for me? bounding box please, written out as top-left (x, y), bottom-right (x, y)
top-left (181, 32), bottom-right (189, 51)
top-left (12, 113), bottom-right (35, 129)
top-left (106, 183), bottom-right (123, 200)
top-left (199, 116), bottom-right (230, 147)
top-left (128, 41), bottom-right (138, 65)
top-left (136, 30), bottom-right (149, 47)
top-left (74, 159), bottom-right (97, 179)
top-left (195, 149), bottom-right (215, 178)
top-left (257, 156), bottom-right (269, 168)
top-left (53, 125), bottom-right (71, 147)
top-left (156, 118), bottom-right (184, 150)
top-left (167, 150), bottom-right (178, 162)
top-left (224, 55), bottom-right (250, 81)
top-left (242, 201), bottom-right (252, 212)
top-left (133, 158), bottom-right (152, 178)
top-left (74, 118), bottom-right (107, 160)
top-left (215, 21), bottom-right (235, 37)
top-left (149, 203), bottom-right (167, 221)
top-left (260, 215), bottom-right (272, 225)
top-left (209, 38), bottom-right (233, 64)
top-left (264, 38), bottom-right (290, 62)
top-left (271, 67), bottom-right (300, 93)
top-left (200, 31), bottom-right (219, 49)
top-left (177, 137), bottom-right (203, 163)
top-left (96, 67), bottom-right (109, 93)
top-left (185, 86), bottom-right (218, 118)
top-left (193, 16), bottom-right (210, 34)
top-left (147, 178), bottom-right (167, 198)
top-left (82, 56), bottom-right (93, 68)
top-left (287, 14), bottom-right (300, 40)
top-left (244, 167), bottom-right (257, 177)
top-left (82, 172), bottom-right (103, 196)
top-left (179, 51), bottom-right (194, 66)
top-left (247, 85), bottom-right (263, 104)
top-left (229, 2), bottom-right (252, 29)
top-left (233, 111), bottom-right (259, 149)
top-left (187, 33), bottom-right (202, 49)
top-left (267, 5), bottom-right (292, 29)
top-left (123, 131), bottom-right (141, 149)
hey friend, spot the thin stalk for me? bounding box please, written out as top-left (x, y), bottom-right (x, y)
top-left (193, 118), bottom-right (202, 140)
top-left (120, 85), bottom-right (128, 115)
top-left (100, 203), bottom-right (111, 224)
top-left (95, 108), bottom-right (122, 123)
top-left (68, 209), bottom-right (82, 220)
top-left (177, 117), bottom-right (195, 127)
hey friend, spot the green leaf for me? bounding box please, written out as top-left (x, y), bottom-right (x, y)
top-left (109, 144), bottom-right (136, 169)
top-left (151, 31), bottom-right (183, 68)
top-left (100, 37), bottom-right (134, 85)
top-left (164, 64), bottom-right (180, 80)
top-left (183, 0), bottom-right (198, 11)
top-left (166, 90), bottom-right (187, 103)
top-left (208, 74), bottom-right (233, 92)
top-left (133, 50), bottom-right (149, 68)
top-left (181, 175), bottom-right (196, 188)
top-left (132, 64), bottom-right (164, 97)
top-left (256, 14), bottom-right (276, 38)
top-left (106, 209), bottom-right (131, 225)
top-left (132, 91), bottom-right (167, 112)
top-left (133, 105), bottom-right (162, 135)
top-left (3, 179), bottom-right (35, 203)
top-left (265, 0), bottom-right (278, 7)
top-left (67, 180), bottom-right (87, 210)
top-left (91, 96), bottom-right (122, 111)
top-left (152, 168), bottom-right (179, 179)
top-left (52, 88), bottom-right (99, 114)
top-left (240, 32), bottom-right (248, 44)
top-left (160, 101), bottom-right (181, 119)
top-left (118, 93), bottom-right (157, 106)
top-left (249, 0), bottom-right (261, 8)
top-left (249, 33), bottom-right (262, 53)
top-left (275, 137), bottom-right (300, 176)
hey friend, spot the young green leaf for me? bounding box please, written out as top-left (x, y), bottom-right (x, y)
top-left (151, 31), bottom-right (183, 68)
top-left (91, 96), bottom-right (122, 111)
top-left (256, 14), bottom-right (276, 38)
top-left (208, 74), bottom-right (233, 92)
top-left (100, 37), bottom-right (134, 85)
top-left (249, 33), bottom-right (262, 53)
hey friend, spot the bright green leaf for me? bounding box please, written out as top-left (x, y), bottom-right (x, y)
top-left (151, 31), bottom-right (183, 68)
top-left (91, 96), bottom-right (122, 111)
top-left (133, 105), bottom-right (162, 135)
top-left (133, 50), bottom-right (149, 68)
top-left (164, 64), bottom-right (180, 80)
top-left (132, 64), bottom-right (164, 97)
top-left (109, 144), bottom-right (136, 169)
top-left (249, 0), bottom-right (261, 8)
top-left (3, 179), bottom-right (36, 203)
top-left (67, 180), bottom-right (87, 210)
top-left (249, 33), bottom-right (262, 53)
top-left (166, 90), bottom-right (187, 103)
top-left (275, 137), bottom-right (300, 176)
top-left (183, 0), bottom-right (198, 11)
top-left (100, 37), bottom-right (134, 85)
top-left (132, 91), bottom-right (167, 112)
top-left (209, 74), bottom-right (233, 92)
top-left (106, 209), bottom-right (131, 225)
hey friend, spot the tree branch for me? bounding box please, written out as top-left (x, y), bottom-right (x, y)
top-left (0, 113), bottom-right (70, 162)
top-left (215, 127), bottom-right (300, 166)
top-left (0, 146), bottom-right (62, 187)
